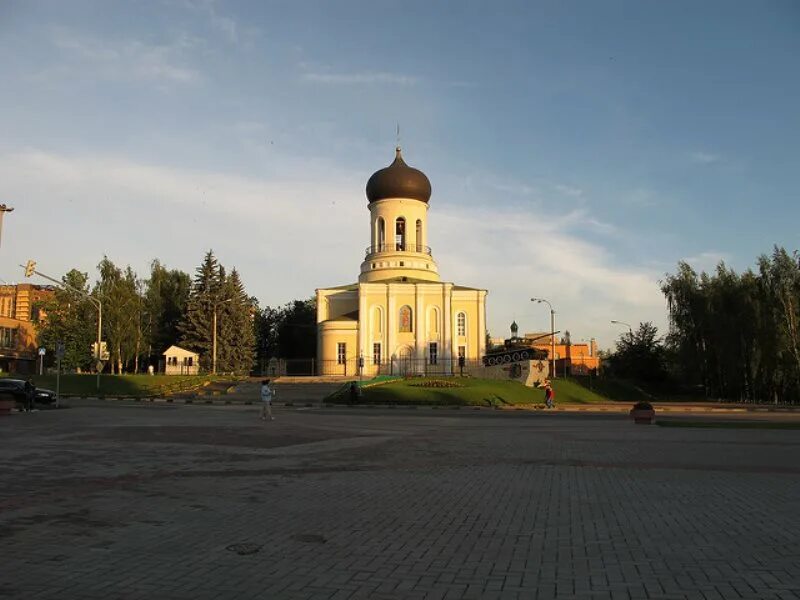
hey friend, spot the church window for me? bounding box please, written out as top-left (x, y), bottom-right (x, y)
top-left (373, 307), bottom-right (383, 334)
top-left (373, 343), bottom-right (381, 365)
top-left (429, 342), bottom-right (438, 365)
top-left (415, 219), bottom-right (422, 252)
top-left (399, 262), bottom-right (404, 267)
top-left (429, 307), bottom-right (439, 335)
top-left (337, 343), bottom-right (346, 365)
top-left (395, 217), bottom-right (406, 250)
top-left (457, 312), bottom-right (466, 336)
top-left (377, 217), bottom-right (385, 252)
top-left (399, 306), bottom-right (413, 332)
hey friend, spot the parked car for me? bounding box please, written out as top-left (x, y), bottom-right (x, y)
top-left (0, 379), bottom-right (57, 405)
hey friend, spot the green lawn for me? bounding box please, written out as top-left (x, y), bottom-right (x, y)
top-left (3, 374), bottom-right (222, 397)
top-left (328, 377), bottom-right (610, 406)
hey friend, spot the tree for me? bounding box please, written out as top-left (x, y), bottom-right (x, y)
top-left (144, 260), bottom-right (191, 362)
top-left (94, 257), bottom-right (140, 373)
top-left (34, 270), bottom-right (97, 372)
top-left (276, 299), bottom-right (316, 359)
top-left (179, 251), bottom-right (222, 372)
top-left (661, 247), bottom-right (800, 403)
top-left (215, 268), bottom-right (256, 374)
top-left (605, 322), bottom-right (668, 383)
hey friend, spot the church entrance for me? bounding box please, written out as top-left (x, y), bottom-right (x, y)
top-left (396, 345), bottom-right (414, 376)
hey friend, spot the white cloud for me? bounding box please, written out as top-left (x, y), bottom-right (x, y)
top-left (301, 71), bottom-right (418, 86)
top-left (554, 183), bottom-right (584, 197)
top-left (180, 0), bottom-right (240, 44)
top-left (46, 29), bottom-right (201, 85)
top-left (0, 149), bottom-right (666, 349)
top-left (689, 151), bottom-right (720, 165)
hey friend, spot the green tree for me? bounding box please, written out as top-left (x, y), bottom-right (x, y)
top-left (276, 298), bottom-right (317, 359)
top-left (94, 257), bottom-right (141, 374)
top-left (144, 259), bottom-right (191, 363)
top-left (179, 250), bottom-right (222, 372)
top-left (215, 268), bottom-right (256, 374)
top-left (606, 322), bottom-right (668, 382)
top-left (34, 269), bottom-right (96, 372)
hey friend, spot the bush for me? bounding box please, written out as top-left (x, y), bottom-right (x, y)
top-left (408, 379), bottom-right (463, 388)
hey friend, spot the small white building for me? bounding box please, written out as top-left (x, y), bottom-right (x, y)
top-left (162, 345), bottom-right (200, 375)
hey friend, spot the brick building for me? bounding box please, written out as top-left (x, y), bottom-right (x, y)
top-left (0, 283), bottom-right (55, 374)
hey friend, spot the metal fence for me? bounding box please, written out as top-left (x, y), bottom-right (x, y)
top-left (257, 357), bottom-right (486, 378)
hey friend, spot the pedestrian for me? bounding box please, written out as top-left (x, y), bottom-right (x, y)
top-left (544, 383), bottom-right (554, 409)
top-left (260, 379), bottom-right (275, 421)
top-left (24, 378), bottom-right (35, 412)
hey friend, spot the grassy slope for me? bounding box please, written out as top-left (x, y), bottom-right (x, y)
top-left (343, 377), bottom-right (609, 406)
top-left (5, 374), bottom-right (218, 397)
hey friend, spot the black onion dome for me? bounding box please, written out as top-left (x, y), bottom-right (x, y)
top-left (366, 147), bottom-right (432, 204)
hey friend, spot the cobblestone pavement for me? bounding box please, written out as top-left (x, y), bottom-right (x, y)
top-left (1, 405), bottom-right (799, 599)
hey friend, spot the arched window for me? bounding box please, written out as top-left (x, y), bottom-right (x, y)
top-left (415, 219), bottom-right (422, 252)
top-left (377, 217), bottom-right (385, 252)
top-left (428, 306), bottom-right (439, 335)
top-left (457, 312), bottom-right (466, 337)
top-left (399, 305), bottom-right (413, 332)
top-left (372, 306), bottom-right (383, 336)
top-left (395, 217), bottom-right (406, 251)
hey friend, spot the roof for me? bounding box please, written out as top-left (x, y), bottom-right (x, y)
top-left (162, 345), bottom-right (199, 357)
top-left (321, 310), bottom-right (359, 324)
top-left (366, 147), bottom-right (432, 204)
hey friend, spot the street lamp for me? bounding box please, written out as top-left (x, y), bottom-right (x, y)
top-left (212, 298), bottom-right (233, 375)
top-left (610, 320), bottom-right (633, 334)
top-left (531, 297), bottom-right (556, 379)
top-left (0, 204), bottom-right (14, 249)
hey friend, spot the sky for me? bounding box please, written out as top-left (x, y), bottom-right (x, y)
top-left (0, 0), bottom-right (798, 349)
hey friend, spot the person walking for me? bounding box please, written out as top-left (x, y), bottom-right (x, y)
top-left (544, 383), bottom-right (554, 409)
top-left (260, 379), bottom-right (275, 421)
top-left (24, 378), bottom-right (35, 413)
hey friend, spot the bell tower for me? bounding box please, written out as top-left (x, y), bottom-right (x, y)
top-left (359, 147), bottom-right (441, 283)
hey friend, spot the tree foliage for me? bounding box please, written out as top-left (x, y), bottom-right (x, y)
top-left (178, 251), bottom-right (256, 374)
top-left (605, 322), bottom-right (668, 383)
top-left (661, 246), bottom-right (800, 403)
top-left (34, 270), bottom-right (97, 372)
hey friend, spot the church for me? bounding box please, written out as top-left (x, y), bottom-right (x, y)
top-left (316, 147), bottom-right (487, 376)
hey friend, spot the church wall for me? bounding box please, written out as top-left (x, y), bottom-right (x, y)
top-left (318, 320), bottom-right (358, 376)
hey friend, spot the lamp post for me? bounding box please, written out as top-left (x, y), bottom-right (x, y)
top-left (212, 298), bottom-right (233, 375)
top-left (0, 204), bottom-right (14, 249)
top-left (531, 297), bottom-right (556, 379)
top-left (610, 320), bottom-right (633, 334)
top-left (22, 261), bottom-right (103, 390)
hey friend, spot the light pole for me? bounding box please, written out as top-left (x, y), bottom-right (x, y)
top-left (531, 297), bottom-right (556, 379)
top-left (212, 298), bottom-right (233, 375)
top-left (22, 261), bottom-right (103, 390)
top-left (610, 320), bottom-right (633, 334)
top-left (0, 204), bottom-right (14, 249)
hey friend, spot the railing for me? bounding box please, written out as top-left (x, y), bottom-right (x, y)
top-left (365, 244), bottom-right (432, 257)
top-left (263, 357), bottom-right (486, 377)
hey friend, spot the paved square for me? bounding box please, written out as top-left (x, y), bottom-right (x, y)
top-left (1, 404), bottom-right (799, 599)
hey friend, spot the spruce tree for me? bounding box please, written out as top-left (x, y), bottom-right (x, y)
top-left (179, 250), bottom-right (222, 372)
top-left (216, 268), bottom-right (256, 374)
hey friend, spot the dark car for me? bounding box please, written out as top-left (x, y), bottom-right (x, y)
top-left (0, 379), bottom-right (57, 405)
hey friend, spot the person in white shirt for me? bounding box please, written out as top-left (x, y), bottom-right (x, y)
top-left (260, 379), bottom-right (275, 421)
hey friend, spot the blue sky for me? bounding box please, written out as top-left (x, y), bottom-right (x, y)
top-left (0, 0), bottom-right (798, 348)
